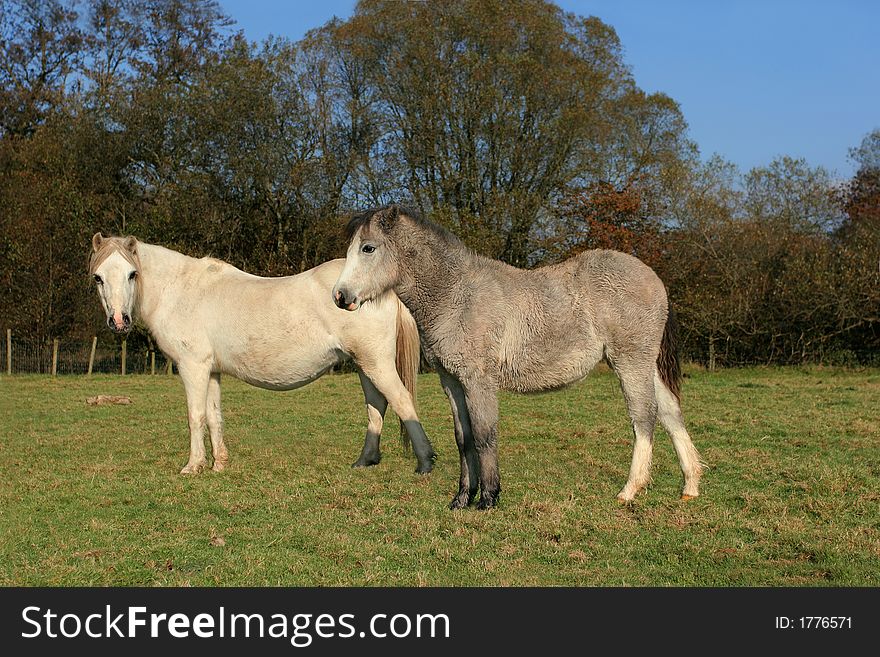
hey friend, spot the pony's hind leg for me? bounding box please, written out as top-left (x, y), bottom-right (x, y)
top-left (611, 359), bottom-right (658, 503)
top-left (439, 369), bottom-right (479, 509)
top-left (176, 361), bottom-right (211, 475)
top-left (357, 362), bottom-right (435, 474)
top-left (352, 371), bottom-right (387, 468)
top-left (654, 369), bottom-right (704, 499)
top-left (207, 373), bottom-right (228, 472)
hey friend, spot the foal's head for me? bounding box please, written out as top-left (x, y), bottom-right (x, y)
top-left (333, 205), bottom-right (407, 311)
top-left (89, 233), bottom-right (141, 333)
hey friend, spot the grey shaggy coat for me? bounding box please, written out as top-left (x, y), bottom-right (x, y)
top-left (333, 205), bottom-right (704, 509)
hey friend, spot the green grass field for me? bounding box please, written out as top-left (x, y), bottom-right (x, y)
top-left (1, 366), bottom-right (878, 586)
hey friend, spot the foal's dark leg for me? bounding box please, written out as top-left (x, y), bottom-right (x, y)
top-left (439, 370), bottom-right (479, 509)
top-left (352, 371), bottom-right (386, 468)
top-left (463, 382), bottom-right (501, 510)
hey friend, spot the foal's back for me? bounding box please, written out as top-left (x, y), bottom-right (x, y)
top-left (467, 249), bottom-right (667, 393)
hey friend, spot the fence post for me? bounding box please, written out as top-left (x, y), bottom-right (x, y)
top-left (708, 335), bottom-right (716, 372)
top-left (150, 350), bottom-right (156, 375)
top-left (121, 338), bottom-right (127, 375)
top-left (166, 359), bottom-right (172, 375)
top-left (51, 338), bottom-right (59, 376)
top-left (5, 328), bottom-right (10, 375)
top-left (87, 336), bottom-right (97, 376)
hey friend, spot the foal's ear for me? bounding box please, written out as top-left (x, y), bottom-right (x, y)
top-left (377, 205), bottom-right (400, 231)
top-left (123, 236), bottom-right (137, 254)
top-left (92, 232), bottom-right (104, 252)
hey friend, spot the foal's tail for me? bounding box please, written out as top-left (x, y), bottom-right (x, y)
top-left (657, 303), bottom-right (682, 402)
top-left (395, 298), bottom-right (420, 452)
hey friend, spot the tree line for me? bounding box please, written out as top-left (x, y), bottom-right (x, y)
top-left (1, 0), bottom-right (877, 366)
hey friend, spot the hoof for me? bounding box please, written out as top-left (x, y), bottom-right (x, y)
top-left (616, 491), bottom-right (635, 504)
top-left (212, 460), bottom-right (227, 473)
top-left (180, 462), bottom-right (207, 475)
top-left (680, 494), bottom-right (697, 501)
top-left (476, 495), bottom-right (498, 511)
top-left (415, 462), bottom-right (433, 475)
top-left (351, 455), bottom-right (381, 468)
top-left (448, 492), bottom-right (475, 510)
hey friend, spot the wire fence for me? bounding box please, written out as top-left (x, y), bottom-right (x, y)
top-left (1, 331), bottom-right (174, 375)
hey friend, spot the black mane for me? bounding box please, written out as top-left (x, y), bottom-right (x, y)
top-left (344, 206), bottom-right (383, 241)
top-left (344, 204), bottom-right (462, 246)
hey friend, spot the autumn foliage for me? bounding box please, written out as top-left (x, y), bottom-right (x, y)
top-left (553, 182), bottom-right (662, 267)
top-left (0, 0), bottom-right (877, 366)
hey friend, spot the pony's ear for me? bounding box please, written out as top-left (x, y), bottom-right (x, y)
top-left (377, 205), bottom-right (400, 231)
top-left (123, 236), bottom-right (137, 254)
top-left (92, 232), bottom-right (104, 252)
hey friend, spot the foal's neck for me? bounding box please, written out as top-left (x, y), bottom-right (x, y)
top-left (393, 230), bottom-right (470, 328)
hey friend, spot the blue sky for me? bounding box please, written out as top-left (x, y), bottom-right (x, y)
top-left (219, 0), bottom-right (880, 178)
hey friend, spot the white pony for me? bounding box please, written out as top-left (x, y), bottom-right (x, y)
top-left (88, 233), bottom-right (436, 475)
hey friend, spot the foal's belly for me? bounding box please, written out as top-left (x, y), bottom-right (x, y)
top-left (498, 343), bottom-right (603, 393)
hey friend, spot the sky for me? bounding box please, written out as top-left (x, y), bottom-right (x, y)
top-left (219, 0), bottom-right (880, 178)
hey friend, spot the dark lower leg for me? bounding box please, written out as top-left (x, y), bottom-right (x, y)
top-left (476, 437), bottom-right (500, 509)
top-left (403, 419), bottom-right (436, 474)
top-left (352, 430), bottom-right (381, 467)
top-left (353, 372), bottom-right (385, 468)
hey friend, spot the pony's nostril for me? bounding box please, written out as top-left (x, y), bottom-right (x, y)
top-left (122, 313), bottom-right (131, 325)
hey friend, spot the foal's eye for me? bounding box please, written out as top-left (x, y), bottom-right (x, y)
top-left (361, 244), bottom-right (376, 254)
top-left (94, 275), bottom-right (103, 285)
top-left (128, 271), bottom-right (138, 281)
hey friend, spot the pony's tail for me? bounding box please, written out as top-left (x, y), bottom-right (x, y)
top-left (657, 303), bottom-right (682, 402)
top-left (395, 298), bottom-right (420, 453)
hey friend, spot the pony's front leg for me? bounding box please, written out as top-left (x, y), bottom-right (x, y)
top-left (352, 371), bottom-right (387, 467)
top-left (176, 361), bottom-right (211, 475)
top-left (207, 372), bottom-right (228, 472)
top-left (439, 370), bottom-right (479, 509)
top-left (463, 381), bottom-right (501, 510)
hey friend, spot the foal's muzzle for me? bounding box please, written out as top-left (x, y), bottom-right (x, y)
top-left (334, 289), bottom-right (359, 312)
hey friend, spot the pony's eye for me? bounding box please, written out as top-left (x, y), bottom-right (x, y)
top-left (94, 275), bottom-right (103, 285)
top-left (361, 244), bottom-right (376, 254)
top-left (128, 271), bottom-right (138, 281)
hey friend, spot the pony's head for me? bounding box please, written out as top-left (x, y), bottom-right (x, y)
top-left (332, 205), bottom-right (406, 311)
top-left (89, 233), bottom-right (141, 333)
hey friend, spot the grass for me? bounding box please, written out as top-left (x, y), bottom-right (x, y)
top-left (1, 366), bottom-right (878, 586)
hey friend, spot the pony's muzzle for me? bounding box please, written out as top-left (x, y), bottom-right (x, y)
top-left (334, 289), bottom-right (358, 312)
top-left (108, 312), bottom-right (132, 333)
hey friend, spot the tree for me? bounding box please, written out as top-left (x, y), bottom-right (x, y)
top-left (82, 0), bottom-right (146, 100)
top-left (743, 156), bottom-right (842, 233)
top-left (832, 129), bottom-right (880, 361)
top-left (838, 129), bottom-right (880, 242)
top-left (330, 0), bottom-right (664, 265)
top-left (0, 0), bottom-right (84, 136)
